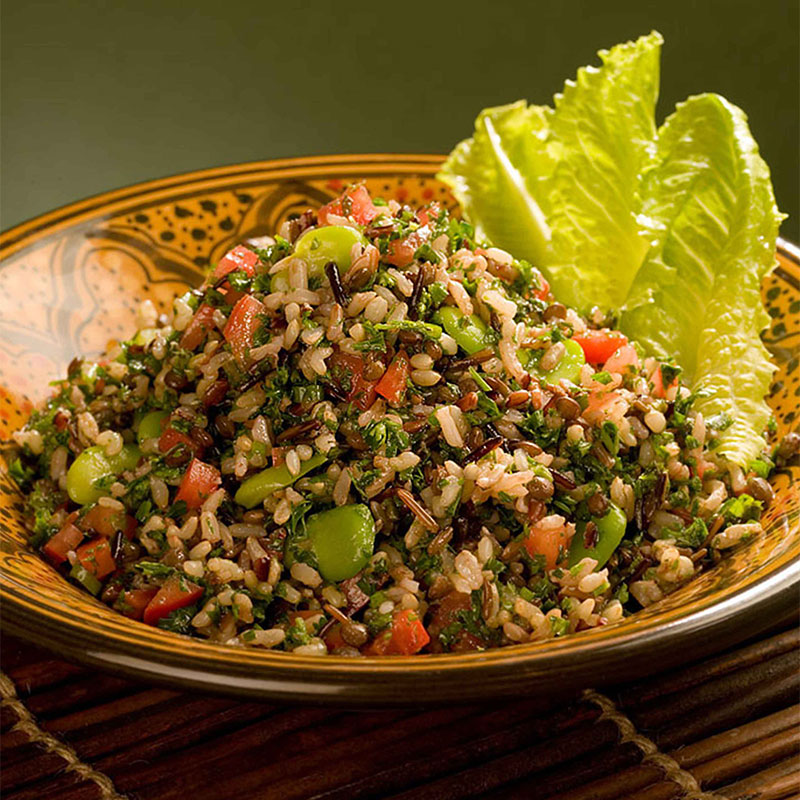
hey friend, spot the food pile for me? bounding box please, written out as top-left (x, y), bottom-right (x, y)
top-left (10, 183), bottom-right (783, 655)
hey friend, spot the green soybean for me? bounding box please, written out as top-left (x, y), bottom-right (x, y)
top-left (434, 306), bottom-right (493, 355)
top-left (137, 410), bottom-right (169, 444)
top-left (234, 452), bottom-right (327, 509)
top-left (69, 562), bottom-right (102, 595)
top-left (568, 503), bottom-right (628, 569)
top-left (533, 337), bottom-right (586, 384)
top-left (305, 504), bottom-right (376, 582)
top-left (293, 225), bottom-right (365, 277)
top-left (107, 444), bottom-right (141, 473)
top-left (66, 444), bottom-right (141, 506)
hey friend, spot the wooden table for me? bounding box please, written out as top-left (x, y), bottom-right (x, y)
top-left (1, 626), bottom-right (798, 800)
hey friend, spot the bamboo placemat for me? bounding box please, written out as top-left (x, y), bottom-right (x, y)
top-left (1, 625), bottom-right (798, 800)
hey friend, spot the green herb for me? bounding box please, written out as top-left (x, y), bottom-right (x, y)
top-left (719, 494), bottom-right (762, 523)
top-left (469, 367), bottom-right (491, 391)
top-left (292, 384), bottom-right (324, 403)
top-left (9, 458), bottom-right (34, 489)
top-left (226, 270), bottom-right (253, 292)
top-left (706, 412), bottom-right (734, 431)
top-left (284, 617), bottom-right (312, 648)
top-left (414, 242), bottom-right (441, 264)
top-left (600, 421), bottom-right (620, 456)
top-left (251, 313), bottom-right (272, 348)
top-left (366, 611), bottom-right (393, 636)
top-left (253, 272), bottom-right (271, 293)
top-left (591, 371), bottom-right (613, 385)
top-left (549, 615), bottom-right (570, 637)
top-left (362, 419), bottom-right (410, 458)
top-left (254, 236), bottom-right (292, 266)
top-left (673, 517), bottom-right (708, 548)
top-left (134, 562), bottom-right (176, 579)
top-left (659, 363), bottom-right (682, 386)
top-left (614, 583), bottom-right (630, 604)
top-left (748, 457), bottom-right (773, 479)
top-left (157, 605), bottom-right (197, 634)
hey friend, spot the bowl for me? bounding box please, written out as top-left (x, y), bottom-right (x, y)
top-left (1, 155), bottom-right (798, 705)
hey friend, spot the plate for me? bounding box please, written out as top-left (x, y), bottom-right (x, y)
top-left (1, 155), bottom-right (798, 705)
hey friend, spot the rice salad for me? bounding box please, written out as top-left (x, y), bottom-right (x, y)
top-left (9, 184), bottom-right (785, 656)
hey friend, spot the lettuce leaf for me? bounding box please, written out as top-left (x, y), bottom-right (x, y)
top-left (438, 33), bottom-right (783, 467)
top-left (439, 31), bottom-right (662, 310)
top-left (440, 102), bottom-right (554, 268)
top-left (621, 94), bottom-right (782, 464)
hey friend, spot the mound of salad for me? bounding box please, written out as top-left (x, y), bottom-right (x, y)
top-left (9, 32), bottom-right (795, 656)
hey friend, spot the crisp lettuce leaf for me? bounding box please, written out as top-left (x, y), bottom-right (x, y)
top-left (440, 102), bottom-right (554, 266)
top-left (438, 33), bottom-right (783, 467)
top-left (439, 31), bottom-right (662, 310)
top-left (621, 94), bottom-right (782, 464)
top-left (542, 31), bottom-right (660, 309)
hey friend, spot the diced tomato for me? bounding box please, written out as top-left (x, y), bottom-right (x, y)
top-left (75, 536), bottom-right (117, 579)
top-left (116, 587), bottom-right (159, 620)
top-left (533, 271), bottom-right (550, 301)
top-left (524, 521), bottom-right (574, 571)
top-left (384, 225), bottom-right (431, 268)
top-left (375, 351), bottom-right (410, 404)
top-left (365, 609), bottom-right (430, 656)
top-left (416, 203), bottom-right (442, 226)
top-left (223, 295), bottom-right (267, 363)
top-left (318, 185), bottom-right (380, 227)
top-left (82, 504), bottom-right (137, 539)
top-left (213, 245), bottom-right (259, 281)
top-left (175, 458), bottom-right (221, 509)
top-left (583, 389), bottom-right (626, 424)
top-left (425, 591), bottom-right (485, 653)
top-left (573, 330), bottom-right (629, 364)
top-left (159, 426), bottom-right (200, 458)
top-left (327, 352), bottom-right (377, 411)
top-left (271, 446), bottom-right (286, 467)
top-left (603, 344), bottom-right (640, 375)
top-left (43, 521), bottom-right (83, 565)
top-left (180, 304), bottom-right (216, 351)
top-left (142, 576), bottom-right (203, 626)
top-left (651, 364), bottom-right (679, 399)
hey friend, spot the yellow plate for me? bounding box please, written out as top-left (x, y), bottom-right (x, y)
top-left (1, 155), bottom-right (798, 704)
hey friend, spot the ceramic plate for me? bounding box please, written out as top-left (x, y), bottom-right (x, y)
top-left (1, 155), bottom-right (798, 705)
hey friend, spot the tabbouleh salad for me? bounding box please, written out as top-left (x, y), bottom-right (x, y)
top-left (9, 184), bottom-right (791, 656)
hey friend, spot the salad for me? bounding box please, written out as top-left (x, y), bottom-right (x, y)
top-left (8, 33), bottom-right (792, 656)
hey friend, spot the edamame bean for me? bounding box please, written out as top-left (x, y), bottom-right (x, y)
top-left (305, 504), bottom-right (376, 582)
top-left (531, 337), bottom-right (586, 384)
top-left (568, 503), bottom-right (627, 569)
top-left (66, 444), bottom-right (141, 506)
top-left (434, 307), bottom-right (494, 355)
top-left (293, 225), bottom-right (366, 278)
top-left (234, 453), bottom-right (327, 509)
top-left (137, 410), bottom-right (169, 444)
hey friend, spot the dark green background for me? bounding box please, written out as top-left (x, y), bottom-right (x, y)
top-left (2, 0), bottom-right (798, 239)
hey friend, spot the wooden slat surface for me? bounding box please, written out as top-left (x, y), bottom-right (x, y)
top-left (1, 625), bottom-right (798, 800)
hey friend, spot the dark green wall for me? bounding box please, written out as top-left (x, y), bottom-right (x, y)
top-left (2, 0), bottom-right (798, 240)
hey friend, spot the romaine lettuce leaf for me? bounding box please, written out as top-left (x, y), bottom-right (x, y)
top-left (542, 31), bottom-right (660, 310)
top-left (440, 102), bottom-right (554, 267)
top-left (621, 94), bottom-right (782, 464)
